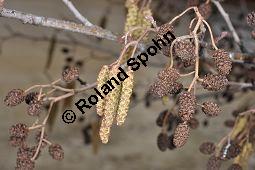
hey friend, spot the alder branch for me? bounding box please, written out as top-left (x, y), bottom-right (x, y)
top-left (211, 0), bottom-right (241, 45)
top-left (61, 0), bottom-right (93, 26)
top-left (0, 8), bottom-right (117, 41)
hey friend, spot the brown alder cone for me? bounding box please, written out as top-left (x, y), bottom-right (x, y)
top-left (247, 11), bottom-right (255, 27)
top-left (4, 89), bottom-right (25, 107)
top-left (199, 142), bottom-right (216, 155)
top-left (173, 122), bottom-right (190, 148)
top-left (202, 74), bottom-right (228, 91)
top-left (206, 156), bottom-right (222, 170)
top-left (178, 91), bottom-right (196, 122)
top-left (62, 66), bottom-right (79, 83)
top-left (202, 101), bottom-right (221, 117)
top-left (157, 133), bottom-right (168, 152)
top-left (116, 69), bottom-right (134, 126)
top-left (212, 49), bottom-right (232, 76)
top-left (96, 65), bottom-right (110, 116)
top-left (174, 39), bottom-right (196, 67)
top-left (99, 66), bottom-right (122, 143)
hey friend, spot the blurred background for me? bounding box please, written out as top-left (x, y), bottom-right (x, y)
top-left (0, 0), bottom-right (255, 170)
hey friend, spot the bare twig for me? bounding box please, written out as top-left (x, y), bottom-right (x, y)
top-left (0, 8), bottom-right (117, 41)
top-left (212, 0), bottom-right (241, 45)
top-left (61, 0), bottom-right (93, 26)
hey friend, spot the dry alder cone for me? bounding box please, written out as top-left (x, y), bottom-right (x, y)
top-left (202, 101), bottom-right (221, 117)
top-left (25, 92), bottom-right (39, 105)
top-left (199, 142), bottom-right (216, 155)
top-left (62, 66), bottom-right (79, 83)
top-left (202, 74), bottom-right (228, 91)
top-left (178, 91), bottom-right (196, 122)
top-left (16, 158), bottom-right (35, 170)
top-left (157, 133), bottom-right (168, 152)
top-left (198, 2), bottom-right (212, 20)
top-left (99, 66), bottom-right (122, 143)
top-left (9, 123), bottom-right (29, 139)
top-left (173, 121), bottom-right (190, 148)
top-left (27, 100), bottom-right (43, 116)
top-left (156, 23), bottom-right (174, 57)
top-left (174, 39), bottom-right (196, 67)
top-left (149, 67), bottom-right (180, 98)
top-left (212, 49), bottom-right (232, 76)
top-left (227, 164), bottom-right (242, 170)
top-left (247, 11), bottom-right (255, 27)
top-left (48, 144), bottom-right (64, 161)
top-left (17, 146), bottom-right (37, 160)
top-left (4, 89), bottom-right (25, 107)
top-left (220, 141), bottom-right (241, 160)
top-left (96, 65), bottom-right (109, 116)
top-left (116, 70), bottom-right (134, 126)
top-left (206, 155), bottom-right (222, 170)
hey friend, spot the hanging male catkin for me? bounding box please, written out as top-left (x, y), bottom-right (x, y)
top-left (99, 66), bottom-right (122, 143)
top-left (96, 65), bottom-right (110, 116)
top-left (116, 69), bottom-right (134, 126)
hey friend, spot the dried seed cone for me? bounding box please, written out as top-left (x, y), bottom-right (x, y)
top-left (27, 100), bottom-right (43, 116)
top-left (116, 70), bottom-right (134, 126)
top-left (174, 40), bottom-right (196, 67)
top-left (227, 164), bottom-right (242, 170)
top-left (168, 82), bottom-right (183, 94)
top-left (25, 92), bottom-right (39, 105)
top-left (199, 142), bottom-right (216, 155)
top-left (96, 65), bottom-right (109, 116)
top-left (16, 158), bottom-right (35, 170)
top-left (156, 23), bottom-right (174, 57)
top-left (157, 133), bottom-right (168, 152)
top-left (212, 49), bottom-right (232, 75)
top-left (99, 67), bottom-right (122, 143)
top-left (157, 67), bottom-right (180, 82)
top-left (206, 156), bottom-right (222, 170)
top-left (220, 141), bottom-right (241, 159)
top-left (62, 66), bottom-right (79, 83)
top-left (202, 101), bottom-right (221, 117)
top-left (178, 92), bottom-right (196, 122)
top-left (49, 144), bottom-right (64, 161)
top-left (173, 122), bottom-right (190, 148)
top-left (247, 11), bottom-right (255, 27)
top-left (199, 3), bottom-right (212, 20)
top-left (4, 89), bottom-right (25, 107)
top-left (202, 74), bottom-right (228, 91)
top-left (9, 123), bottom-right (29, 139)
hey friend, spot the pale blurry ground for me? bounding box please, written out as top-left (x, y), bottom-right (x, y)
top-left (0, 0), bottom-right (255, 170)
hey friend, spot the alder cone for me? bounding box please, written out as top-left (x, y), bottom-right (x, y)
top-left (157, 133), bottom-right (168, 152)
top-left (62, 66), bottom-right (79, 83)
top-left (49, 144), bottom-right (64, 161)
top-left (27, 100), bottom-right (43, 116)
top-left (174, 40), bottom-right (196, 67)
top-left (157, 67), bottom-right (180, 82)
top-left (202, 74), bottom-right (228, 91)
top-left (25, 92), bottom-right (39, 105)
top-left (247, 11), bottom-right (255, 27)
top-left (16, 158), bottom-right (35, 170)
top-left (220, 141), bottom-right (241, 160)
top-left (202, 101), bottom-right (221, 117)
top-left (173, 122), bottom-right (190, 148)
top-left (178, 91), bottom-right (196, 122)
top-left (199, 3), bottom-right (212, 20)
top-left (156, 23), bottom-right (174, 57)
top-left (212, 49), bottom-right (232, 76)
top-left (227, 164), bottom-right (242, 170)
top-left (4, 89), bottom-right (25, 107)
top-left (9, 123), bottom-right (29, 139)
top-left (199, 142), bottom-right (216, 155)
top-left (206, 156), bottom-right (222, 170)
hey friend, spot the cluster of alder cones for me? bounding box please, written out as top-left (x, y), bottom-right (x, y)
top-left (4, 66), bottom-right (80, 169)
top-left (149, 17), bottom-right (232, 149)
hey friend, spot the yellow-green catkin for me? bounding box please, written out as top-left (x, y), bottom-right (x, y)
top-left (116, 69), bottom-right (134, 126)
top-left (96, 65), bottom-right (110, 116)
top-left (99, 66), bottom-right (122, 143)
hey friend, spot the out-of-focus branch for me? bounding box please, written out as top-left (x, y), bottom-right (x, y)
top-left (0, 8), bottom-right (117, 41)
top-left (62, 0), bottom-right (93, 26)
top-left (212, 0), bottom-right (241, 45)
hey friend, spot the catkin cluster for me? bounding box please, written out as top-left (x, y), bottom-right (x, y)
top-left (97, 66), bottom-right (134, 143)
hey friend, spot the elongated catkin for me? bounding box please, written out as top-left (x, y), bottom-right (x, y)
top-left (116, 70), bottom-right (134, 126)
top-left (99, 66), bottom-right (122, 143)
top-left (96, 65), bottom-right (109, 116)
